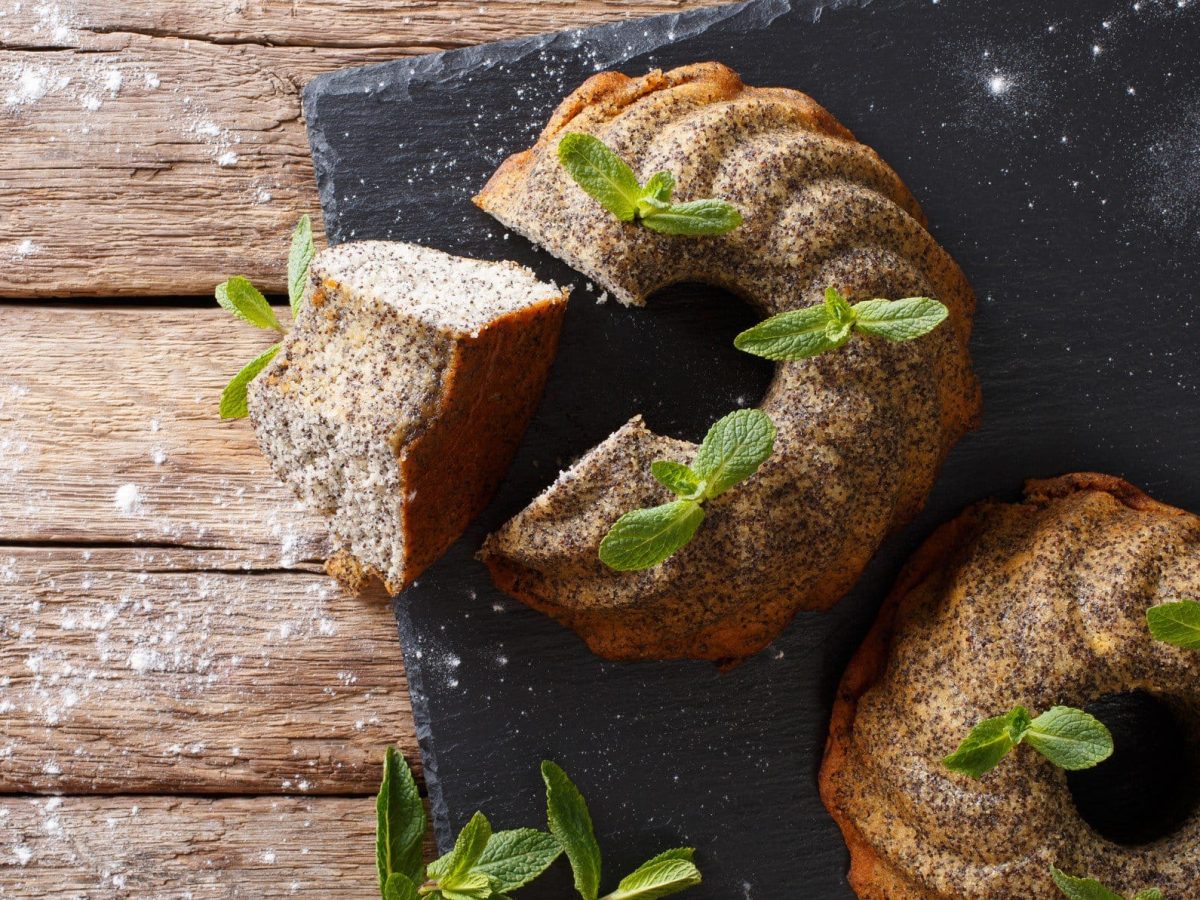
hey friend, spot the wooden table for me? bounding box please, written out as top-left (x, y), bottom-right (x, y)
top-left (0, 3), bottom-right (723, 895)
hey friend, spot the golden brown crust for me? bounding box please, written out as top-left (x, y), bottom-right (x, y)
top-left (399, 293), bottom-right (568, 587)
top-left (475, 62), bottom-right (980, 663)
top-left (819, 473), bottom-right (1200, 898)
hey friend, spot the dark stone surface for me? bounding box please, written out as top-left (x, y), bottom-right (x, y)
top-left (303, 2), bottom-right (1200, 896)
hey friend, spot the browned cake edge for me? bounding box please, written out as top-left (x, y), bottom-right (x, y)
top-left (323, 291), bottom-right (569, 597)
top-left (473, 61), bottom-right (928, 231)
top-left (816, 472), bottom-right (1186, 898)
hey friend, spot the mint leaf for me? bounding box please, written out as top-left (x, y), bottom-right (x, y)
top-left (437, 871), bottom-right (492, 899)
top-left (599, 500), bottom-right (705, 572)
top-left (734, 287), bottom-right (948, 361)
top-left (1134, 891), bottom-right (1165, 900)
top-left (640, 199), bottom-right (742, 236)
top-left (542, 761), bottom-right (602, 900)
top-left (1147, 598), bottom-right (1200, 649)
top-left (287, 214), bottom-right (315, 317)
top-left (219, 343), bottom-right (280, 420)
top-left (215, 276), bottom-right (283, 331)
top-left (824, 286), bottom-right (856, 327)
top-left (733, 305), bottom-right (842, 360)
top-left (376, 746), bottom-right (427, 892)
top-left (643, 171), bottom-right (675, 203)
top-left (1049, 866), bottom-right (1125, 900)
top-left (605, 852), bottom-right (702, 900)
top-left (558, 133), bottom-right (643, 222)
top-left (428, 811), bottom-right (492, 885)
top-left (1025, 707), bottom-right (1113, 770)
top-left (382, 873), bottom-right (420, 900)
top-left (474, 828), bottom-right (562, 893)
top-left (852, 297), bottom-right (949, 341)
top-left (691, 409), bottom-right (776, 498)
top-left (650, 460), bottom-right (703, 500)
top-left (943, 706), bottom-right (1031, 779)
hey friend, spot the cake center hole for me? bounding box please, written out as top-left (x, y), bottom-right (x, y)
top-left (610, 282), bottom-right (774, 444)
top-left (1067, 691), bottom-right (1200, 845)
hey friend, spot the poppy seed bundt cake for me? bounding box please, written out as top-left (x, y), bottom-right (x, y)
top-left (249, 241), bottom-right (568, 594)
top-left (474, 62), bottom-right (981, 664)
top-left (820, 473), bottom-right (1200, 897)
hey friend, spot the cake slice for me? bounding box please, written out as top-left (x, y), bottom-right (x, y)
top-left (248, 240), bottom-right (568, 594)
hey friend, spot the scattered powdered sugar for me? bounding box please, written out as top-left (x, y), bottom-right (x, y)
top-left (113, 483), bottom-right (143, 516)
top-left (12, 238), bottom-right (39, 259)
top-left (217, 150), bottom-right (239, 167)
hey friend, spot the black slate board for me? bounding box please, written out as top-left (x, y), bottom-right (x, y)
top-left (303, 2), bottom-right (1200, 896)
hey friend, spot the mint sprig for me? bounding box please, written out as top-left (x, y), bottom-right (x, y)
top-left (374, 750), bottom-right (699, 900)
top-left (944, 705), bottom-right (1113, 779)
top-left (557, 133), bottom-right (741, 237)
top-left (542, 762), bottom-right (702, 900)
top-left (1146, 598), bottom-right (1200, 650)
top-left (599, 409), bottom-right (776, 571)
top-left (733, 287), bottom-right (948, 361)
top-left (216, 216), bottom-right (316, 419)
top-left (1050, 865), bottom-right (1164, 900)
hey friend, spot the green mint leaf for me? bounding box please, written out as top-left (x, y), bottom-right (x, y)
top-left (691, 409), bottom-right (776, 499)
top-left (824, 287), bottom-right (857, 327)
top-left (287, 214), bottom-right (315, 317)
top-left (1049, 865), bottom-right (1125, 900)
top-left (605, 853), bottom-right (702, 900)
top-left (1025, 707), bottom-right (1114, 770)
top-left (427, 811), bottom-right (492, 884)
top-left (599, 500), bottom-right (705, 571)
top-left (382, 873), bottom-right (420, 900)
top-left (639, 199), bottom-right (742, 236)
top-left (943, 706), bottom-right (1031, 779)
top-left (558, 133), bottom-right (643, 222)
top-left (219, 343), bottom-right (280, 420)
top-left (473, 828), bottom-right (562, 893)
top-left (542, 761), bottom-right (602, 900)
top-left (1147, 598), bottom-right (1200, 649)
top-left (215, 276), bottom-right (283, 332)
top-left (650, 460), bottom-right (703, 500)
top-left (851, 297), bottom-right (949, 342)
top-left (376, 746), bottom-right (427, 892)
top-left (643, 171), bottom-right (675, 203)
top-left (437, 871), bottom-right (492, 899)
top-left (733, 305), bottom-right (846, 360)
top-left (1134, 890), bottom-right (1165, 900)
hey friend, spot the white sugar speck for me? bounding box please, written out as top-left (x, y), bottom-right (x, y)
top-left (103, 68), bottom-right (123, 94)
top-left (114, 483), bottom-right (143, 516)
top-left (261, 850), bottom-right (277, 864)
top-left (151, 447), bottom-right (167, 465)
top-left (14, 845), bottom-right (32, 866)
top-left (14, 239), bottom-right (39, 258)
top-left (987, 74), bottom-right (1010, 96)
top-left (217, 151), bottom-right (239, 167)
top-left (81, 94), bottom-right (102, 112)
top-left (144, 72), bottom-right (160, 89)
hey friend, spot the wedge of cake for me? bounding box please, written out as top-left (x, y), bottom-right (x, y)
top-left (249, 240), bottom-right (569, 594)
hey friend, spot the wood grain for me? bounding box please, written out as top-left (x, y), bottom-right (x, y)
top-left (0, 794), bottom-right (436, 897)
top-left (0, 0), bottom-right (728, 298)
top-left (0, 546), bottom-right (413, 796)
top-left (0, 305), bottom-right (418, 795)
top-left (0, 305), bottom-right (327, 554)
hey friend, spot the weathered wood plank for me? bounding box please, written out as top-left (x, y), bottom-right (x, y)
top-left (0, 546), bottom-right (413, 796)
top-left (0, 305), bottom-right (415, 796)
top-left (0, 1), bottom-right (727, 298)
top-left (0, 305), bottom-right (327, 555)
top-left (0, 794), bottom-right (430, 897)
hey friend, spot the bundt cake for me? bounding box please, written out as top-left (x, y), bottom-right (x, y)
top-left (474, 62), bottom-right (980, 664)
top-left (249, 241), bottom-right (568, 594)
top-left (820, 473), bottom-right (1200, 897)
